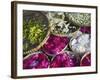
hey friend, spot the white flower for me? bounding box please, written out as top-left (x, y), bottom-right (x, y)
top-left (71, 39), bottom-right (77, 45)
top-left (71, 34), bottom-right (90, 53)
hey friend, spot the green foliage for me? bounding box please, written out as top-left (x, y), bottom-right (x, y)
top-left (23, 18), bottom-right (47, 51)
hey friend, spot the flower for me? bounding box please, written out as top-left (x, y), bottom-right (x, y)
top-left (23, 52), bottom-right (49, 69)
top-left (50, 52), bottom-right (77, 68)
top-left (42, 34), bottom-right (69, 56)
top-left (70, 34), bottom-right (91, 53)
top-left (80, 52), bottom-right (91, 66)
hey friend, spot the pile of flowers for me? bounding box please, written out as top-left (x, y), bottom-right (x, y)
top-left (23, 11), bottom-right (91, 69)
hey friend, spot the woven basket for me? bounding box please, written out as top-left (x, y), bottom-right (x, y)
top-left (24, 26), bottom-right (51, 56)
top-left (23, 11), bottom-right (51, 56)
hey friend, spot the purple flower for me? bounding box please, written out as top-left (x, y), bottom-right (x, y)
top-left (50, 52), bottom-right (76, 68)
top-left (80, 52), bottom-right (91, 66)
top-left (23, 52), bottom-right (49, 69)
top-left (80, 26), bottom-right (91, 34)
top-left (42, 34), bottom-right (69, 56)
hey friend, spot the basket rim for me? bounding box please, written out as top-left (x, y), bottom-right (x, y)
top-left (80, 52), bottom-right (91, 66)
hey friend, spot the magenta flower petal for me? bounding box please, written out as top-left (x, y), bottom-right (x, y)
top-left (80, 26), bottom-right (91, 34)
top-left (80, 52), bottom-right (91, 66)
top-left (50, 52), bottom-right (76, 68)
top-left (42, 34), bottom-right (69, 56)
top-left (23, 52), bottom-right (49, 69)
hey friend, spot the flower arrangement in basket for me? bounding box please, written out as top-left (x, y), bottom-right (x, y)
top-left (23, 11), bottom-right (91, 69)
